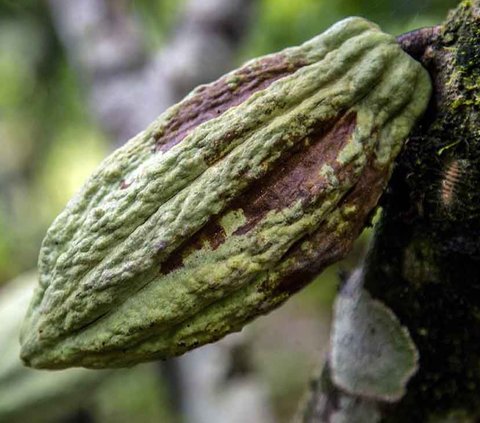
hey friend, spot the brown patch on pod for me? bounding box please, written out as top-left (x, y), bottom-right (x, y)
top-left (159, 112), bottom-right (357, 275)
top-left (270, 154), bottom-right (389, 297)
top-left (154, 54), bottom-right (308, 153)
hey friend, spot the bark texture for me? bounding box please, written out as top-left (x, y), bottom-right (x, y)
top-left (302, 1), bottom-right (480, 421)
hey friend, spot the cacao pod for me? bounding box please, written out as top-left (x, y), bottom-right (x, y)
top-left (20, 17), bottom-right (431, 369)
top-left (0, 273), bottom-right (110, 422)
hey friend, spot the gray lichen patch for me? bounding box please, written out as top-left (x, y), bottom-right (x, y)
top-left (330, 269), bottom-right (419, 402)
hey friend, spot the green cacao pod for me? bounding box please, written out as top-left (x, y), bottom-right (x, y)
top-left (0, 274), bottom-right (110, 422)
top-left (20, 17), bottom-right (431, 369)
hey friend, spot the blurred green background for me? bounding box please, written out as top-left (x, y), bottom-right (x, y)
top-left (0, 0), bottom-right (459, 422)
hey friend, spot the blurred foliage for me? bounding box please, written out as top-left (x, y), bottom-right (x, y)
top-left (92, 364), bottom-right (177, 423)
top-left (0, 0), bottom-right (460, 421)
top-left (243, 0), bottom-right (458, 58)
top-left (131, 0), bottom-right (186, 50)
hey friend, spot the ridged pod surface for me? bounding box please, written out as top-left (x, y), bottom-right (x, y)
top-left (21, 17), bottom-right (431, 369)
top-left (0, 274), bottom-right (109, 421)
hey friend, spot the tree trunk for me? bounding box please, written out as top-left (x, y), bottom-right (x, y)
top-left (301, 1), bottom-right (480, 421)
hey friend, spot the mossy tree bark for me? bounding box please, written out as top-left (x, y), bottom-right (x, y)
top-left (302, 1), bottom-right (480, 421)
